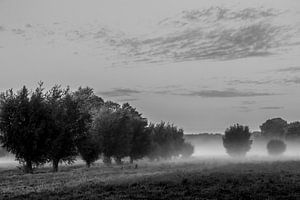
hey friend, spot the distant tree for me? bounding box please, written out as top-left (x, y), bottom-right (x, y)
top-left (260, 118), bottom-right (288, 139)
top-left (267, 139), bottom-right (286, 156)
top-left (0, 84), bottom-right (52, 173)
top-left (180, 142), bottom-right (194, 158)
top-left (223, 124), bottom-right (252, 157)
top-left (148, 122), bottom-right (186, 160)
top-left (46, 86), bottom-right (91, 172)
top-left (286, 121), bottom-right (300, 141)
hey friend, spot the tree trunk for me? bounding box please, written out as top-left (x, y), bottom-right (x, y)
top-left (52, 159), bottom-right (59, 172)
top-left (115, 157), bottom-right (122, 165)
top-left (130, 157), bottom-right (134, 164)
top-left (24, 160), bottom-right (33, 174)
top-left (86, 162), bottom-right (91, 168)
top-left (103, 156), bottom-right (112, 165)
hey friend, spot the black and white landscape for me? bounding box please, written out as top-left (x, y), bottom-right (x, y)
top-left (0, 0), bottom-right (300, 199)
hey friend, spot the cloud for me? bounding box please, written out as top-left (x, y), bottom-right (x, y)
top-left (260, 106), bottom-right (283, 110)
top-left (117, 98), bottom-right (138, 102)
top-left (283, 77), bottom-right (300, 84)
top-left (98, 88), bottom-right (141, 97)
top-left (0, 26), bottom-right (5, 32)
top-left (228, 79), bottom-right (274, 85)
top-left (242, 100), bottom-right (256, 105)
top-left (233, 106), bottom-right (253, 112)
top-left (181, 89), bottom-right (275, 98)
top-left (277, 66), bottom-right (300, 72)
top-left (109, 7), bottom-right (291, 64)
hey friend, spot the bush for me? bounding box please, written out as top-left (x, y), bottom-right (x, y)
top-left (267, 139), bottom-right (286, 156)
top-left (223, 124), bottom-right (252, 157)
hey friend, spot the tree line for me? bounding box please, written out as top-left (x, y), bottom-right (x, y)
top-left (0, 83), bottom-right (194, 173)
top-left (223, 117), bottom-right (299, 157)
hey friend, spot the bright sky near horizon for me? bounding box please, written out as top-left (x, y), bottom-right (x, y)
top-left (0, 0), bottom-right (300, 133)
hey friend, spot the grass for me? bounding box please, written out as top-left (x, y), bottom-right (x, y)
top-left (1, 157), bottom-right (300, 199)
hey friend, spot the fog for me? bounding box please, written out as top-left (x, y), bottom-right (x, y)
top-left (185, 134), bottom-right (300, 158)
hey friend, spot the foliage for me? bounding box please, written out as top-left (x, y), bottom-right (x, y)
top-left (260, 118), bottom-right (287, 139)
top-left (148, 122), bottom-right (187, 160)
top-left (92, 105), bottom-right (132, 164)
top-left (223, 124), bottom-right (252, 157)
top-left (77, 133), bottom-right (100, 167)
top-left (267, 139), bottom-right (286, 156)
top-left (122, 103), bottom-right (151, 163)
top-left (72, 87), bottom-right (104, 116)
top-left (0, 84), bottom-right (52, 173)
top-left (46, 86), bottom-right (92, 172)
top-left (286, 121), bottom-right (300, 141)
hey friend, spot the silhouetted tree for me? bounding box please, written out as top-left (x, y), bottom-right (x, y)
top-left (223, 124), bottom-right (252, 157)
top-left (267, 139), bottom-right (286, 156)
top-left (260, 118), bottom-right (287, 139)
top-left (46, 86), bottom-right (91, 172)
top-left (0, 84), bottom-right (52, 173)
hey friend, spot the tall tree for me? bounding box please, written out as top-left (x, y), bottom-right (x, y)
top-left (223, 124), bottom-right (252, 157)
top-left (92, 105), bottom-right (132, 165)
top-left (46, 86), bottom-right (91, 172)
top-left (121, 103), bottom-right (151, 163)
top-left (0, 84), bottom-right (51, 173)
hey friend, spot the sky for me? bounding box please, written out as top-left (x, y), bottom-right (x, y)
top-left (0, 0), bottom-right (300, 133)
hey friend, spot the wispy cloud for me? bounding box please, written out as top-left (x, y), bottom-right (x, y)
top-left (283, 77), bottom-right (300, 84)
top-left (277, 66), bottom-right (300, 72)
top-left (228, 79), bottom-right (274, 85)
top-left (99, 88), bottom-right (141, 97)
top-left (242, 100), bottom-right (256, 105)
top-left (181, 89), bottom-right (275, 98)
top-left (260, 106), bottom-right (284, 110)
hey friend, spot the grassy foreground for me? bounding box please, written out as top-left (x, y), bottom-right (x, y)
top-left (1, 158), bottom-right (300, 199)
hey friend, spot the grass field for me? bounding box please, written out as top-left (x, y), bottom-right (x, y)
top-left (1, 157), bottom-right (300, 199)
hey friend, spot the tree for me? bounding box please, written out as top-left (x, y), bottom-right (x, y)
top-left (73, 87), bottom-right (103, 116)
top-left (92, 105), bottom-right (132, 165)
top-left (267, 139), bottom-right (286, 156)
top-left (77, 133), bottom-right (100, 167)
top-left (0, 84), bottom-right (52, 173)
top-left (180, 142), bottom-right (194, 158)
top-left (148, 122), bottom-right (186, 160)
top-left (121, 103), bottom-right (151, 163)
top-left (223, 124), bottom-right (252, 157)
top-left (46, 86), bottom-right (91, 172)
top-left (260, 118), bottom-right (287, 139)
top-left (286, 121), bottom-right (300, 141)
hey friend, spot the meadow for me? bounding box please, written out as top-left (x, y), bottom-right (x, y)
top-left (1, 156), bottom-right (300, 200)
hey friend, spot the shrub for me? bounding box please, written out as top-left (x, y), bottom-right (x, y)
top-left (223, 124), bottom-right (252, 157)
top-left (267, 139), bottom-right (286, 156)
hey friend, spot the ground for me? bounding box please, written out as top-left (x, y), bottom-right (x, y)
top-left (1, 157), bottom-right (300, 199)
